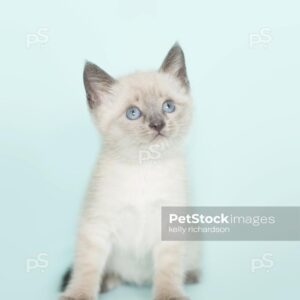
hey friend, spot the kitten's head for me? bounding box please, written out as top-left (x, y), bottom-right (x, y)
top-left (83, 43), bottom-right (192, 155)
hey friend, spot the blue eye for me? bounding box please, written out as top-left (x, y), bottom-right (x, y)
top-left (126, 106), bottom-right (142, 120)
top-left (162, 99), bottom-right (175, 113)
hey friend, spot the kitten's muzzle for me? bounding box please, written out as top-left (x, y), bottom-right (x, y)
top-left (149, 120), bottom-right (166, 132)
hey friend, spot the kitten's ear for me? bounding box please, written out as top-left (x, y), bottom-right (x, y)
top-left (159, 43), bottom-right (189, 89)
top-left (83, 61), bottom-right (116, 109)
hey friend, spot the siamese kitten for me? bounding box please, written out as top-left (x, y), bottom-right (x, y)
top-left (60, 43), bottom-right (199, 300)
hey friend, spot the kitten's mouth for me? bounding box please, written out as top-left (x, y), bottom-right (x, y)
top-left (152, 132), bottom-right (166, 141)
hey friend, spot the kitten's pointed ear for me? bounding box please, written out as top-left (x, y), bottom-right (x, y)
top-left (159, 43), bottom-right (189, 89)
top-left (83, 61), bottom-right (116, 109)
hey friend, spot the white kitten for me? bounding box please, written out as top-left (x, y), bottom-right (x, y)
top-left (60, 43), bottom-right (199, 300)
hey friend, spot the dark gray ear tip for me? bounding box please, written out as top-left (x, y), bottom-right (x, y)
top-left (84, 60), bottom-right (97, 72)
top-left (173, 41), bottom-right (181, 48)
top-left (171, 42), bottom-right (184, 53)
top-left (84, 60), bottom-right (91, 67)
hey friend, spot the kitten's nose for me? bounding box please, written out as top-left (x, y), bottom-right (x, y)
top-left (149, 120), bottom-right (165, 132)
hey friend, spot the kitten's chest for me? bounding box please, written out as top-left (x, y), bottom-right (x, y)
top-left (99, 159), bottom-right (187, 207)
top-left (107, 163), bottom-right (177, 255)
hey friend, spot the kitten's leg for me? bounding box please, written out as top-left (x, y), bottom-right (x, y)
top-left (153, 242), bottom-right (189, 300)
top-left (100, 273), bottom-right (122, 293)
top-left (59, 224), bottom-right (111, 300)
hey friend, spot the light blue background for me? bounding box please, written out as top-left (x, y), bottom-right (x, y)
top-left (1, 0), bottom-right (299, 299)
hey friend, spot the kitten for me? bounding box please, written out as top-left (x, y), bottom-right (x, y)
top-left (59, 43), bottom-right (199, 300)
